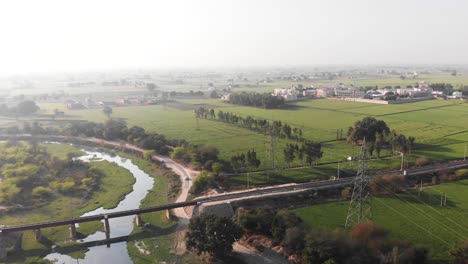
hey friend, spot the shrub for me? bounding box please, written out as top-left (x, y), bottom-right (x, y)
top-left (455, 169), bottom-right (468, 179)
top-left (415, 156), bottom-right (431, 167)
top-left (32, 186), bottom-right (54, 199)
top-left (341, 186), bottom-right (351, 200)
top-left (351, 221), bottom-right (387, 247)
top-left (190, 171), bottom-right (216, 195)
top-left (143, 150), bottom-right (155, 161)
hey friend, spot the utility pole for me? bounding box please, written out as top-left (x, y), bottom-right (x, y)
top-left (337, 161), bottom-right (340, 180)
top-left (345, 139), bottom-right (372, 229)
top-left (265, 130), bottom-right (277, 182)
top-left (195, 116), bottom-right (200, 130)
top-left (400, 153), bottom-right (405, 171)
top-left (464, 144), bottom-right (466, 161)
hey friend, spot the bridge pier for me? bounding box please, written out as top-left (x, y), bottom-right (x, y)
top-left (135, 214), bottom-right (143, 226)
top-left (69, 224), bottom-right (77, 240)
top-left (103, 216), bottom-right (110, 241)
top-left (34, 229), bottom-right (42, 242)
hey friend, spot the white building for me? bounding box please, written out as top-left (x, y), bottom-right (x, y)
top-left (333, 87), bottom-right (365, 98)
top-left (303, 89), bottom-right (317, 98)
top-left (272, 87), bottom-right (299, 101)
top-left (316, 87), bottom-right (334, 97)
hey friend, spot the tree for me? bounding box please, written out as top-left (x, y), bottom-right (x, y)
top-left (102, 106), bottom-right (113, 119)
top-left (347, 117), bottom-right (390, 144)
top-left (15, 100), bottom-right (39, 115)
top-left (146, 83), bottom-right (158, 95)
top-left (449, 239), bottom-right (468, 264)
top-left (283, 144), bottom-right (295, 167)
top-left (303, 141), bottom-right (323, 166)
top-left (186, 214), bottom-right (243, 257)
top-left (210, 90), bottom-right (219, 98)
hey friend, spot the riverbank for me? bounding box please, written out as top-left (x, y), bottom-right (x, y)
top-left (0, 144), bottom-right (137, 263)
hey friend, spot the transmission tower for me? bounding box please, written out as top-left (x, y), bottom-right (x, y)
top-left (345, 139), bottom-right (372, 229)
top-left (265, 129), bottom-right (277, 181)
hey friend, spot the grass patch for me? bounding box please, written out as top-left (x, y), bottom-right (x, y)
top-left (293, 179), bottom-right (468, 261)
top-left (42, 143), bottom-right (85, 160)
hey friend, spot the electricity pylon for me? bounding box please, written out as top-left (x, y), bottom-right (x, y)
top-left (345, 139), bottom-right (372, 229)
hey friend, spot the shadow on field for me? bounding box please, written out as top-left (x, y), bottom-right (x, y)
top-left (281, 103), bottom-right (307, 111)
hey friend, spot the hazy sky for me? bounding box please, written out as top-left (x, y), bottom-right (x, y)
top-left (1, 0), bottom-right (467, 75)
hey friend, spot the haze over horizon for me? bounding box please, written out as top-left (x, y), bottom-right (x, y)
top-left (1, 0), bottom-right (467, 75)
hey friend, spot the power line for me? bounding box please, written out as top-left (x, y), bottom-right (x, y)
top-left (372, 181), bottom-right (467, 241)
top-left (373, 198), bottom-right (451, 246)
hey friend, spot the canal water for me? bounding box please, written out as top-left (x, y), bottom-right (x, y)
top-left (45, 147), bottom-right (154, 263)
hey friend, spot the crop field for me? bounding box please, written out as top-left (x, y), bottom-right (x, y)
top-left (37, 97), bottom-right (468, 186)
top-left (293, 179), bottom-right (468, 260)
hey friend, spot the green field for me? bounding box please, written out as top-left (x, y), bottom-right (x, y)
top-left (294, 179), bottom-right (468, 260)
top-left (36, 97), bottom-right (468, 186)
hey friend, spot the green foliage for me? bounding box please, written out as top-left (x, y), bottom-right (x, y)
top-left (190, 171), bottom-right (216, 195)
top-left (455, 169), bottom-right (468, 179)
top-left (347, 116), bottom-right (390, 144)
top-left (0, 142), bottom-right (103, 206)
top-left (211, 162), bottom-right (224, 174)
top-left (0, 180), bottom-right (21, 203)
top-left (171, 146), bottom-right (193, 163)
top-left (143, 150), bottom-right (156, 160)
top-left (32, 186), bottom-right (54, 199)
top-left (228, 92), bottom-right (285, 109)
top-left (186, 214), bottom-right (243, 257)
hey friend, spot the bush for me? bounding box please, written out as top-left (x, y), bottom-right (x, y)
top-left (32, 186), bottom-right (54, 199)
top-left (211, 162), bottom-right (224, 175)
top-left (143, 150), bottom-right (155, 161)
top-left (50, 180), bottom-right (75, 193)
top-left (190, 171), bottom-right (216, 195)
top-left (341, 187), bottom-right (351, 200)
top-left (455, 169), bottom-right (468, 179)
top-left (170, 147), bottom-right (193, 163)
top-left (415, 156), bottom-right (431, 167)
top-left (351, 222), bottom-right (387, 246)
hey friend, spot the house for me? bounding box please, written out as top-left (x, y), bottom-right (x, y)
top-left (316, 87), bottom-right (334, 97)
top-left (334, 87), bottom-right (365, 98)
top-left (303, 89), bottom-right (317, 98)
top-left (447, 91), bottom-right (463, 99)
top-left (272, 87), bottom-right (299, 101)
top-left (221, 94), bottom-right (231, 101)
top-left (397, 87), bottom-right (432, 98)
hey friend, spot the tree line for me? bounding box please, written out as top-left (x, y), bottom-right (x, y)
top-left (283, 141), bottom-right (323, 167)
top-left (227, 92), bottom-right (286, 109)
top-left (230, 149), bottom-right (261, 173)
top-left (195, 107), bottom-right (304, 140)
top-left (0, 100), bottom-right (39, 116)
